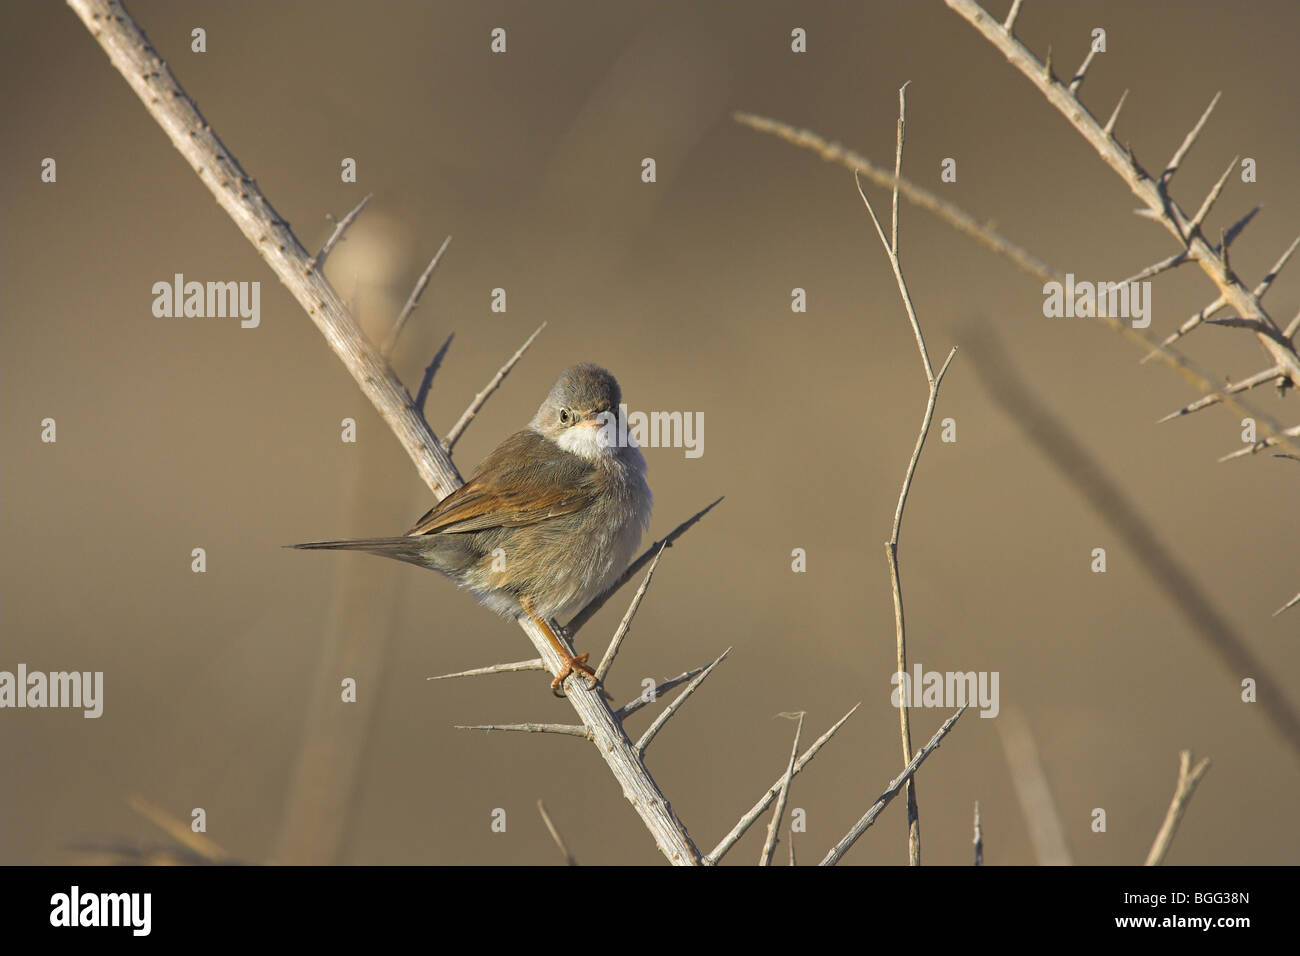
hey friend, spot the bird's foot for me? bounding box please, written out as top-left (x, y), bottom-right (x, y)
top-left (550, 652), bottom-right (598, 697)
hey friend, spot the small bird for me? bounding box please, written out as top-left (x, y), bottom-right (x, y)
top-left (292, 363), bottom-right (652, 694)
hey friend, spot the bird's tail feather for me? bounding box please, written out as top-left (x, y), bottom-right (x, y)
top-left (288, 535), bottom-right (440, 569)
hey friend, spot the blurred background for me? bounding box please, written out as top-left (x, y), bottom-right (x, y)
top-left (2, 0), bottom-right (1297, 865)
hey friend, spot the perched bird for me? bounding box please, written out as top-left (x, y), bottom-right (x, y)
top-left (292, 363), bottom-right (652, 693)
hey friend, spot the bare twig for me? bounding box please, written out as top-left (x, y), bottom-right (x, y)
top-left (596, 543), bottom-right (666, 682)
top-left (538, 799), bottom-right (578, 866)
top-left (456, 722), bottom-right (593, 739)
top-left (820, 707), bottom-right (967, 866)
top-left (853, 85), bottom-right (959, 866)
top-left (1068, 43), bottom-right (1100, 96)
top-left (443, 322), bottom-right (547, 452)
top-left (1120, 250), bottom-right (1189, 286)
top-left (1162, 93), bottom-right (1221, 185)
top-left (428, 659), bottom-right (546, 681)
top-left (1158, 366), bottom-right (1283, 422)
top-left (1103, 88), bottom-right (1129, 136)
top-left (383, 234), bottom-right (451, 356)
top-left (705, 704), bottom-right (860, 865)
top-left (1003, 0), bottom-right (1022, 31)
top-left (634, 648), bottom-right (730, 757)
top-left (567, 497), bottom-right (723, 636)
top-left (310, 192), bottom-right (372, 271)
top-left (1149, 295), bottom-right (1226, 357)
top-left (1285, 308), bottom-right (1300, 342)
top-left (1186, 157), bottom-right (1238, 237)
top-left (944, 0), bottom-right (1300, 416)
top-left (1255, 234), bottom-right (1300, 300)
top-left (1274, 591), bottom-right (1300, 617)
top-left (1218, 424), bottom-right (1300, 462)
top-left (1145, 751), bottom-right (1211, 865)
top-left (759, 712), bottom-right (804, 867)
top-left (614, 665), bottom-right (707, 720)
top-left (736, 110), bottom-right (1298, 459)
top-left (734, 112), bottom-right (1053, 283)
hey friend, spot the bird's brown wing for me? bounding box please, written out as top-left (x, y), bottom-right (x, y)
top-left (406, 429), bottom-right (598, 536)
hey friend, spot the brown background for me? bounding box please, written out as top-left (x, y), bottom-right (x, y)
top-left (1, 0), bottom-right (1297, 865)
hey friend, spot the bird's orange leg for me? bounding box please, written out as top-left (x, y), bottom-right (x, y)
top-left (521, 596), bottom-right (598, 695)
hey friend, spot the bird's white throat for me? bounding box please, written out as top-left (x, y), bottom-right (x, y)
top-left (555, 422), bottom-right (616, 461)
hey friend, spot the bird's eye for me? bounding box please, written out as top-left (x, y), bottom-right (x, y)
top-left (559, 407), bottom-right (571, 425)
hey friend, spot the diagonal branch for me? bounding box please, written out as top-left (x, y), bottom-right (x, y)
top-left (614, 665), bottom-right (707, 720)
top-left (944, 0), bottom-right (1300, 411)
top-left (443, 322), bottom-right (547, 452)
top-left (820, 707), bottom-right (968, 866)
top-left (735, 111), bottom-right (1299, 459)
top-left (1144, 751), bottom-right (1211, 865)
top-left (1219, 424), bottom-right (1300, 461)
top-left (456, 723), bottom-right (593, 739)
top-left (759, 712), bottom-right (804, 866)
top-left (310, 192), bottom-right (372, 272)
top-left (68, 0), bottom-right (703, 866)
top-left (705, 703), bottom-right (860, 865)
top-left (538, 800), bottom-right (578, 866)
top-left (428, 659), bottom-right (546, 681)
top-left (1157, 365), bottom-right (1283, 422)
top-left (567, 497), bottom-right (723, 636)
top-left (1274, 590), bottom-right (1300, 617)
top-left (634, 648), bottom-right (730, 757)
top-left (1255, 234), bottom-right (1300, 301)
top-left (1161, 92), bottom-right (1221, 185)
top-left (383, 234), bottom-right (452, 357)
top-left (596, 543), bottom-right (666, 682)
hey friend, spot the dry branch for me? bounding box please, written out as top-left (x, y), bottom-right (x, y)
top-left (538, 799), bottom-right (579, 866)
top-left (596, 543), bottom-right (666, 682)
top-left (759, 712), bottom-right (804, 867)
top-left (705, 703), bottom-right (860, 865)
top-left (428, 659), bottom-right (547, 681)
top-left (634, 648), bottom-right (730, 756)
top-left (614, 665), bottom-right (707, 720)
top-left (68, 0), bottom-right (704, 865)
top-left (311, 192), bottom-right (372, 272)
top-left (819, 707), bottom-right (968, 866)
top-left (854, 83), bottom-right (960, 866)
top-left (566, 497), bottom-right (723, 636)
top-left (1145, 751), bottom-right (1211, 865)
top-left (457, 722), bottom-right (593, 739)
top-left (944, 0), bottom-right (1300, 442)
top-left (384, 234), bottom-right (452, 356)
top-left (443, 321), bottom-right (547, 452)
